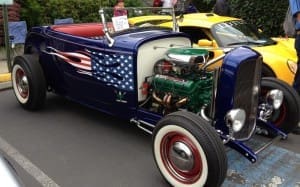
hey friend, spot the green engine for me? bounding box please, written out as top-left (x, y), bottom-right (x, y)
top-left (150, 48), bottom-right (213, 114)
top-left (152, 74), bottom-right (213, 113)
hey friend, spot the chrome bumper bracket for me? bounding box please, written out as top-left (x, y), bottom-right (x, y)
top-left (256, 118), bottom-right (288, 139)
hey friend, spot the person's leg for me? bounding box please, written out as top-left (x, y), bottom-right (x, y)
top-left (292, 63), bottom-right (300, 134)
top-left (292, 53), bottom-right (300, 93)
top-left (292, 80), bottom-right (300, 134)
top-left (292, 35), bottom-right (300, 134)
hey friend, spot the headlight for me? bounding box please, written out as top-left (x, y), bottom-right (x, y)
top-left (225, 109), bottom-right (246, 132)
top-left (266, 89), bottom-right (283, 109)
top-left (287, 60), bottom-right (297, 74)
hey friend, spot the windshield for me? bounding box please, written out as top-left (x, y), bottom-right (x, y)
top-left (99, 7), bottom-right (178, 46)
top-left (100, 7), bottom-right (177, 33)
top-left (211, 20), bottom-right (275, 47)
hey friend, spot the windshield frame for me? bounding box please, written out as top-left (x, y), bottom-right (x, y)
top-left (99, 7), bottom-right (179, 47)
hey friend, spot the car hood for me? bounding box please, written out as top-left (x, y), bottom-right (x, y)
top-left (112, 29), bottom-right (190, 50)
top-left (252, 38), bottom-right (296, 62)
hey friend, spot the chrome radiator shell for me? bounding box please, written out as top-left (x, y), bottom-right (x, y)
top-left (232, 57), bottom-right (262, 140)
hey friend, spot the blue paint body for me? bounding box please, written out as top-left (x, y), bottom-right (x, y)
top-left (215, 47), bottom-right (260, 134)
top-left (27, 26), bottom-right (189, 119)
top-left (24, 24), bottom-right (286, 164)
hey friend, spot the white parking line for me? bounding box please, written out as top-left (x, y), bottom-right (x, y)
top-left (0, 136), bottom-right (61, 187)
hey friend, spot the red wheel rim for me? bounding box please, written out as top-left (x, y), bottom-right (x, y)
top-left (160, 132), bottom-right (202, 184)
top-left (272, 101), bottom-right (287, 127)
top-left (261, 88), bottom-right (286, 127)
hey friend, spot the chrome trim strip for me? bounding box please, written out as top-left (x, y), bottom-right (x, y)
top-left (130, 118), bottom-right (155, 135)
top-left (233, 57), bottom-right (262, 141)
top-left (99, 9), bottom-right (115, 47)
top-left (201, 54), bottom-right (225, 70)
top-left (209, 67), bottom-right (220, 120)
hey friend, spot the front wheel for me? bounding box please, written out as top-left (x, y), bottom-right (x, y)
top-left (152, 111), bottom-right (227, 187)
top-left (260, 77), bottom-right (300, 134)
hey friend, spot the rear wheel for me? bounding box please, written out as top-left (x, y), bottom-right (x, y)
top-left (12, 55), bottom-right (46, 110)
top-left (260, 77), bottom-right (300, 134)
top-left (152, 111), bottom-right (227, 187)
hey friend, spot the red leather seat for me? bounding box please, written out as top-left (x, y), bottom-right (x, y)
top-left (51, 23), bottom-right (105, 37)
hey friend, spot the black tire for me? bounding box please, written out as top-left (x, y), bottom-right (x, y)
top-left (262, 64), bottom-right (276, 77)
top-left (12, 55), bottom-right (46, 110)
top-left (152, 111), bottom-right (227, 187)
top-left (260, 77), bottom-right (300, 134)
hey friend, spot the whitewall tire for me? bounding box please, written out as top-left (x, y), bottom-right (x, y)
top-left (152, 111), bottom-right (227, 187)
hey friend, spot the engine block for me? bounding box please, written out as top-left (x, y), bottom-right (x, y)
top-left (152, 74), bottom-right (213, 113)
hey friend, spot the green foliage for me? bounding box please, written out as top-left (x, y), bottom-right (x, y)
top-left (193, 0), bottom-right (215, 12)
top-left (41, 0), bottom-right (104, 24)
top-left (20, 0), bottom-right (142, 27)
top-left (20, 0), bottom-right (289, 36)
top-left (192, 0), bottom-right (289, 36)
top-left (126, 0), bottom-right (143, 7)
top-left (20, 0), bottom-right (43, 28)
top-left (229, 0), bottom-right (288, 36)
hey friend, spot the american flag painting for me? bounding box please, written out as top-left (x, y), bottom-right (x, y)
top-left (45, 47), bottom-right (134, 91)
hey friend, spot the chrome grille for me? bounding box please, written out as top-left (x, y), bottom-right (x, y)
top-left (232, 57), bottom-right (262, 140)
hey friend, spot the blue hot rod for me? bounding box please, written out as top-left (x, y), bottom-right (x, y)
top-left (11, 8), bottom-right (300, 186)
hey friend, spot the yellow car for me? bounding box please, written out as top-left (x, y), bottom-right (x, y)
top-left (129, 13), bottom-right (297, 85)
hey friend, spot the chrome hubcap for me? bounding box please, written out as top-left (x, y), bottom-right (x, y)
top-left (169, 141), bottom-right (194, 171)
top-left (161, 132), bottom-right (202, 184)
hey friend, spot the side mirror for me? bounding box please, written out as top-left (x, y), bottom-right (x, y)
top-left (198, 39), bottom-right (217, 47)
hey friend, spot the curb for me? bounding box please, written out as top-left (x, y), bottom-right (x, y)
top-left (0, 73), bottom-right (11, 83)
top-left (0, 81), bottom-right (12, 91)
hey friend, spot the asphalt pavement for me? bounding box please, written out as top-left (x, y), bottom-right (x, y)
top-left (0, 89), bottom-right (300, 187)
top-left (0, 89), bottom-right (168, 187)
top-left (1, 46), bottom-right (300, 187)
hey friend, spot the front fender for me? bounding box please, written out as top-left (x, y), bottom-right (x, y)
top-left (253, 38), bottom-right (296, 85)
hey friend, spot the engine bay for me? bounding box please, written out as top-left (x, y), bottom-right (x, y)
top-left (139, 47), bottom-right (215, 115)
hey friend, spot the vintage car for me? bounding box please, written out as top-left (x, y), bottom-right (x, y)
top-left (0, 154), bottom-right (23, 187)
top-left (11, 8), bottom-right (300, 187)
top-left (129, 13), bottom-right (298, 85)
